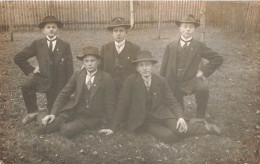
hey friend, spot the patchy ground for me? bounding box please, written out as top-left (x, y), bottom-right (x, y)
top-left (0, 26), bottom-right (259, 163)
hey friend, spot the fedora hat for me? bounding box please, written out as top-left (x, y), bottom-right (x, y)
top-left (133, 50), bottom-right (158, 64)
top-left (38, 16), bottom-right (63, 29)
top-left (175, 14), bottom-right (200, 27)
top-left (107, 17), bottom-right (131, 31)
top-left (76, 46), bottom-right (102, 61)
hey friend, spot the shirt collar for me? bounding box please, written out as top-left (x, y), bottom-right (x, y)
top-left (180, 36), bottom-right (192, 42)
top-left (87, 69), bottom-right (97, 77)
top-left (115, 39), bottom-right (125, 46)
top-left (141, 75), bottom-right (152, 82)
top-left (46, 36), bottom-right (57, 41)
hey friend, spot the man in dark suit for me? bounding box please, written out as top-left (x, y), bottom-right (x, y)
top-left (14, 16), bottom-right (74, 124)
top-left (99, 51), bottom-right (220, 143)
top-left (38, 46), bottom-right (116, 138)
top-left (100, 17), bottom-right (140, 97)
top-left (160, 14), bottom-right (223, 118)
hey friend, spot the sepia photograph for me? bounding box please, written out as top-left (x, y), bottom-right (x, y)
top-left (0, 0), bottom-right (259, 163)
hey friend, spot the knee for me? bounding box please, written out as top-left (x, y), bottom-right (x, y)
top-left (60, 125), bottom-right (78, 139)
top-left (21, 83), bottom-right (29, 91)
top-left (196, 85), bottom-right (209, 95)
top-left (160, 131), bottom-right (180, 143)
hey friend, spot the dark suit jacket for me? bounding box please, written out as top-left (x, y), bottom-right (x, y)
top-left (51, 69), bottom-right (116, 124)
top-left (100, 40), bottom-right (140, 95)
top-left (14, 38), bottom-right (74, 92)
top-left (160, 39), bottom-right (223, 93)
top-left (111, 73), bottom-right (183, 132)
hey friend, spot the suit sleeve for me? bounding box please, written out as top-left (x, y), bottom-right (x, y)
top-left (64, 44), bottom-right (74, 82)
top-left (51, 72), bottom-right (77, 115)
top-left (14, 40), bottom-right (37, 75)
top-left (162, 78), bottom-right (183, 118)
top-left (110, 76), bottom-right (132, 131)
top-left (200, 42), bottom-right (224, 77)
top-left (160, 44), bottom-right (170, 77)
top-left (104, 75), bottom-right (116, 125)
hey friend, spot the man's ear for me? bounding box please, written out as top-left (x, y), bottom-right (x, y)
top-left (135, 65), bottom-right (139, 71)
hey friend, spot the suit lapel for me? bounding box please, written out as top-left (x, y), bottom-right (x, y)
top-left (119, 40), bottom-right (130, 56)
top-left (52, 38), bottom-right (64, 62)
top-left (109, 42), bottom-right (116, 68)
top-left (40, 38), bottom-right (51, 62)
top-left (171, 42), bottom-right (178, 79)
top-left (90, 70), bottom-right (102, 101)
top-left (181, 40), bottom-right (197, 79)
top-left (150, 74), bottom-right (160, 110)
top-left (135, 74), bottom-right (146, 112)
top-left (76, 69), bottom-right (87, 102)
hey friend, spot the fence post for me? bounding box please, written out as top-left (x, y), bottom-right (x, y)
top-left (200, 1), bottom-right (206, 42)
top-left (157, 1), bottom-right (163, 39)
top-left (200, 1), bottom-right (206, 66)
top-left (130, 0), bottom-right (134, 28)
top-left (7, 1), bottom-right (13, 42)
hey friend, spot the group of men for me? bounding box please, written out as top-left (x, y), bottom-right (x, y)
top-left (14, 14), bottom-right (223, 143)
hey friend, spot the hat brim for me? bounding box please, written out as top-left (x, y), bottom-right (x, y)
top-left (107, 24), bottom-right (131, 31)
top-left (175, 21), bottom-right (200, 27)
top-left (38, 21), bottom-right (63, 29)
top-left (132, 59), bottom-right (158, 64)
top-left (76, 54), bottom-right (103, 61)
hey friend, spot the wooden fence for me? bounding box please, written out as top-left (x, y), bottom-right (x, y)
top-left (0, 1), bottom-right (259, 34)
top-left (206, 1), bottom-right (260, 34)
top-left (0, 0), bottom-right (203, 31)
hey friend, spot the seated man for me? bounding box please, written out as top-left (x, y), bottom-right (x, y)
top-left (100, 50), bottom-right (220, 143)
top-left (38, 46), bottom-right (115, 138)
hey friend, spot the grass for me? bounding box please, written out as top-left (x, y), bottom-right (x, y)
top-left (0, 26), bottom-right (259, 163)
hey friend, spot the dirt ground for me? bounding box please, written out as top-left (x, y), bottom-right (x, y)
top-left (0, 26), bottom-right (259, 164)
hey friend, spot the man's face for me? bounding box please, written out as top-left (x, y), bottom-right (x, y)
top-left (112, 26), bottom-right (127, 42)
top-left (136, 61), bottom-right (153, 78)
top-left (179, 23), bottom-right (195, 39)
top-left (42, 23), bottom-right (58, 38)
top-left (82, 55), bottom-right (99, 73)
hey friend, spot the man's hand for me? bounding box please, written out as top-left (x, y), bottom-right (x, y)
top-left (176, 118), bottom-right (188, 133)
top-left (33, 66), bottom-right (40, 74)
top-left (98, 129), bottom-right (114, 135)
top-left (196, 70), bottom-right (203, 78)
top-left (42, 115), bottom-right (55, 126)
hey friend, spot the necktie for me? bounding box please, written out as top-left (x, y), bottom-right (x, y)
top-left (144, 79), bottom-right (150, 91)
top-left (47, 38), bottom-right (57, 53)
top-left (180, 38), bottom-right (192, 48)
top-left (86, 77), bottom-right (93, 90)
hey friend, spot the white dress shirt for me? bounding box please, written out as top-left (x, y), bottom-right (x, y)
top-left (180, 36), bottom-right (192, 47)
top-left (46, 36), bottom-right (57, 52)
top-left (115, 39), bottom-right (126, 54)
top-left (141, 75), bottom-right (152, 89)
top-left (85, 70), bottom-right (97, 85)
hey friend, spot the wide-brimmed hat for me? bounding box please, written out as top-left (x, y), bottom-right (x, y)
top-left (133, 50), bottom-right (158, 64)
top-left (175, 14), bottom-right (200, 27)
top-left (76, 46), bottom-right (102, 61)
top-left (107, 17), bottom-right (131, 31)
top-left (38, 16), bottom-right (63, 29)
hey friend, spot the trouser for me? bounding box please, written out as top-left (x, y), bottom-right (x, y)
top-left (174, 78), bottom-right (209, 118)
top-left (37, 110), bottom-right (102, 138)
top-left (142, 117), bottom-right (209, 143)
top-left (21, 78), bottom-right (59, 114)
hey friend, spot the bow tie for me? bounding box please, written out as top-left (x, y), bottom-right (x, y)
top-left (180, 38), bottom-right (192, 43)
top-left (47, 38), bottom-right (57, 42)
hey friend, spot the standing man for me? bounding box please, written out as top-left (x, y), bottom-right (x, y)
top-left (100, 51), bottom-right (220, 143)
top-left (160, 14), bottom-right (223, 118)
top-left (100, 17), bottom-right (140, 97)
top-left (14, 16), bottom-right (74, 124)
top-left (38, 46), bottom-right (116, 138)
